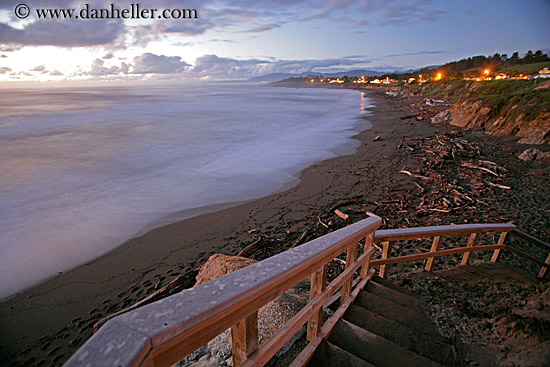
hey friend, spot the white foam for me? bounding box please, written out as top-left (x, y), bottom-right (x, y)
top-left (0, 83), bottom-right (373, 300)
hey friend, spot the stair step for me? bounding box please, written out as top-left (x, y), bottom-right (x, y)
top-left (308, 340), bottom-right (375, 367)
top-left (365, 280), bottom-right (426, 309)
top-left (328, 319), bottom-right (444, 367)
top-left (372, 276), bottom-right (422, 299)
top-left (344, 304), bottom-right (454, 366)
top-left (355, 291), bottom-right (439, 335)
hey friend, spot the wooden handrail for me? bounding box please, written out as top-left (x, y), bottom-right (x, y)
top-left (374, 223), bottom-right (516, 242)
top-left (510, 229), bottom-right (550, 251)
top-left (64, 216), bottom-right (381, 367)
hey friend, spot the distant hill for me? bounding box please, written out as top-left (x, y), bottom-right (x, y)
top-left (247, 69), bottom-right (392, 83)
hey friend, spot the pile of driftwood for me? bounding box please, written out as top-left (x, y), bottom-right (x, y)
top-left (383, 132), bottom-right (511, 227)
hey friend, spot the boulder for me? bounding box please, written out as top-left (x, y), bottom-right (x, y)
top-left (518, 148), bottom-right (541, 161)
top-left (195, 254), bottom-right (257, 286)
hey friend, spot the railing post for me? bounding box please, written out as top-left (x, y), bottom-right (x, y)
top-left (379, 241), bottom-right (392, 279)
top-left (307, 265), bottom-right (328, 341)
top-left (491, 232), bottom-right (508, 262)
top-left (460, 233), bottom-right (478, 265)
top-left (232, 312), bottom-right (259, 367)
top-left (360, 232), bottom-right (374, 278)
top-left (341, 241), bottom-right (359, 302)
top-left (539, 253), bottom-right (550, 279)
top-left (425, 236), bottom-right (441, 272)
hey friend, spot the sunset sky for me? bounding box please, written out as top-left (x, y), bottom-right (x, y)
top-left (0, 0), bottom-right (549, 83)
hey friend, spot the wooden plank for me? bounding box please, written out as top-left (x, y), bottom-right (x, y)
top-left (425, 236), bottom-right (441, 272)
top-left (505, 246), bottom-right (550, 269)
top-left (379, 241), bottom-right (392, 279)
top-left (460, 233), bottom-right (478, 265)
top-left (370, 244), bottom-right (506, 266)
top-left (491, 232), bottom-right (508, 262)
top-left (307, 265), bottom-right (327, 341)
top-left (240, 247), bottom-right (375, 367)
top-left (289, 269), bottom-right (376, 367)
top-left (375, 223), bottom-right (515, 242)
top-left (340, 243), bottom-right (359, 302)
top-left (232, 312), bottom-right (258, 367)
top-left (360, 232), bottom-right (374, 278)
top-left (510, 229), bottom-right (550, 252)
top-left (538, 253), bottom-right (550, 279)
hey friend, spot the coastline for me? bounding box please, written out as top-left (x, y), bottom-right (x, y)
top-left (1, 87), bottom-right (549, 366)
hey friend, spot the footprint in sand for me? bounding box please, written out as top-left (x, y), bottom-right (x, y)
top-left (47, 346), bottom-right (60, 356)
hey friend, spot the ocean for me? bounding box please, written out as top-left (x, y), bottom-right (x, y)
top-left (0, 83), bottom-right (372, 300)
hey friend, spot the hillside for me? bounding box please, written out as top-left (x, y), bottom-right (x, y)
top-left (399, 79), bottom-right (550, 144)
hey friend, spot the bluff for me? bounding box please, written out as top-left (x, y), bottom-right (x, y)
top-left (401, 79), bottom-right (550, 144)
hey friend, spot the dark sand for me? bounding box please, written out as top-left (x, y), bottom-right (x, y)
top-left (1, 88), bottom-right (549, 366)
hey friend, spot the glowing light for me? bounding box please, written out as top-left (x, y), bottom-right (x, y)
top-left (484, 69), bottom-right (490, 75)
top-left (310, 79), bottom-right (315, 83)
top-left (435, 73), bottom-right (442, 81)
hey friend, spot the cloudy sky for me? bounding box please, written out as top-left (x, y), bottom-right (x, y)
top-left (0, 0), bottom-right (549, 83)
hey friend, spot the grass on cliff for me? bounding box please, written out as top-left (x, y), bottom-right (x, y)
top-left (402, 79), bottom-right (550, 121)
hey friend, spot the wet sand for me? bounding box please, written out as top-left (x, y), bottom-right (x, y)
top-left (1, 87), bottom-right (549, 367)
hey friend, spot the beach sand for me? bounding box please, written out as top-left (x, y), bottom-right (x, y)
top-left (1, 88), bottom-right (549, 367)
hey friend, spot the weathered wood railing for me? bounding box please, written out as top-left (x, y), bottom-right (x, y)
top-left (370, 223), bottom-right (550, 280)
top-left (64, 216), bottom-right (382, 367)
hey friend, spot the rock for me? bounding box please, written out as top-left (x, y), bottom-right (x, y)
top-left (517, 136), bottom-right (548, 145)
top-left (195, 254), bottom-right (257, 286)
top-left (537, 151), bottom-right (550, 161)
top-left (431, 109), bottom-right (451, 124)
top-left (518, 148), bottom-right (541, 161)
top-left (449, 102), bottom-right (492, 129)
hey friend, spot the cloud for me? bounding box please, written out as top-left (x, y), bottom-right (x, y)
top-left (88, 59), bottom-right (129, 76)
top-left (31, 65), bottom-right (47, 72)
top-left (189, 54), bottom-right (373, 79)
top-left (102, 53), bottom-right (114, 59)
top-left (131, 53), bottom-right (190, 74)
top-left (383, 50), bottom-right (449, 58)
top-left (0, 67), bottom-right (12, 74)
top-left (0, 20), bottom-right (123, 47)
top-left (49, 70), bottom-right (63, 76)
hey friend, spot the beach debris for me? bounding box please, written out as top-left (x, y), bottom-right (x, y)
top-left (373, 135), bottom-right (381, 142)
top-left (399, 170), bottom-right (431, 180)
top-left (290, 230), bottom-right (309, 249)
top-left (237, 236), bottom-right (265, 257)
top-left (334, 209), bottom-right (350, 221)
top-left (485, 181), bottom-right (511, 190)
top-left (461, 162), bottom-right (499, 176)
top-left (317, 216), bottom-right (329, 228)
top-left (93, 271), bottom-right (196, 333)
top-left (518, 148), bottom-right (541, 161)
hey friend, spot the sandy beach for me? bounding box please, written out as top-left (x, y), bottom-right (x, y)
top-left (1, 87), bottom-right (549, 367)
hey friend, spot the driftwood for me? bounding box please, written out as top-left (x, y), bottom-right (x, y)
top-left (290, 230), bottom-right (309, 249)
top-left (485, 181), bottom-right (511, 190)
top-left (238, 236), bottom-right (265, 257)
top-left (461, 162), bottom-right (499, 177)
top-left (399, 170), bottom-right (431, 180)
top-left (334, 209), bottom-right (350, 221)
top-left (93, 275), bottom-right (189, 333)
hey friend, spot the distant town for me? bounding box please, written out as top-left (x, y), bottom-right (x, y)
top-left (282, 50), bottom-right (550, 86)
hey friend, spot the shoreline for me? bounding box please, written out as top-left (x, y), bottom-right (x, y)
top-left (1, 87), bottom-right (549, 366)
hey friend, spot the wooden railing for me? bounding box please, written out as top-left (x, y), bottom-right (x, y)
top-left (64, 216), bottom-right (382, 367)
top-left (64, 220), bottom-right (550, 367)
top-left (370, 223), bottom-right (550, 280)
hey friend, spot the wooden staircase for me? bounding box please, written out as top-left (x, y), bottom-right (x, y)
top-left (307, 277), bottom-right (456, 367)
